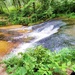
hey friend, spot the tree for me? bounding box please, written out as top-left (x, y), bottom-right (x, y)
top-left (0, 0), bottom-right (9, 13)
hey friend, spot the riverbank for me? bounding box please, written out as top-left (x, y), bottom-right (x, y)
top-left (0, 13), bottom-right (75, 27)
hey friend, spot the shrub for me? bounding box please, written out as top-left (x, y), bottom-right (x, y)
top-left (7, 0), bottom-right (75, 25)
top-left (4, 46), bottom-right (75, 75)
top-left (30, 13), bottom-right (38, 22)
top-left (20, 17), bottom-right (29, 26)
top-left (0, 21), bottom-right (7, 26)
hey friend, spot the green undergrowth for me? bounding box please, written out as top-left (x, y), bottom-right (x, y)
top-left (0, 21), bottom-right (7, 26)
top-left (7, 0), bottom-right (75, 26)
top-left (56, 13), bottom-right (75, 19)
top-left (3, 46), bottom-right (75, 75)
top-left (0, 0), bottom-right (75, 26)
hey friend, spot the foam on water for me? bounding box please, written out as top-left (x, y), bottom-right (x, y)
top-left (11, 20), bottom-right (65, 55)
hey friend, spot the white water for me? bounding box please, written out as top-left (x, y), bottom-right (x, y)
top-left (4, 20), bottom-right (66, 59)
top-left (11, 24), bottom-right (60, 55)
top-left (2, 20), bottom-right (65, 57)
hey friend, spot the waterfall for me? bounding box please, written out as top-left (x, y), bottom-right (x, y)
top-left (11, 20), bottom-right (66, 55)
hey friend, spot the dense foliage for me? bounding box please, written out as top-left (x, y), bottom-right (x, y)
top-left (0, 21), bottom-right (6, 26)
top-left (0, 0), bottom-right (75, 25)
top-left (4, 46), bottom-right (75, 75)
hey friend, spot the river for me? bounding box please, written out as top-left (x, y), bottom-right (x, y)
top-left (0, 18), bottom-right (75, 59)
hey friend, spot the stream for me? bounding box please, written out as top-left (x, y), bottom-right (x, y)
top-left (0, 19), bottom-right (75, 59)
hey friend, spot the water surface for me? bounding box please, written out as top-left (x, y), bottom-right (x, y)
top-left (0, 19), bottom-right (75, 58)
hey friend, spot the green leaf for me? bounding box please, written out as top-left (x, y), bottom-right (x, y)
top-left (71, 64), bottom-right (75, 72)
top-left (67, 61), bottom-right (71, 66)
top-left (47, 71), bottom-right (52, 75)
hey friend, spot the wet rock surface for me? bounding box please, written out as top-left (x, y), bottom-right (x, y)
top-left (37, 33), bottom-right (75, 51)
top-left (0, 25), bottom-right (33, 58)
top-left (37, 19), bottom-right (75, 51)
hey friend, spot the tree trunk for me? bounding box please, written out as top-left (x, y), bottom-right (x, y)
top-left (33, 2), bottom-right (35, 13)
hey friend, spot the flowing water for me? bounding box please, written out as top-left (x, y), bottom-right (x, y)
top-left (9, 20), bottom-right (66, 55)
top-left (0, 19), bottom-right (75, 59)
top-left (37, 19), bottom-right (75, 51)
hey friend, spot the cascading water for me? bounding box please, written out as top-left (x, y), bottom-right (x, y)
top-left (10, 20), bottom-right (66, 55)
top-left (1, 19), bottom-right (75, 59)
